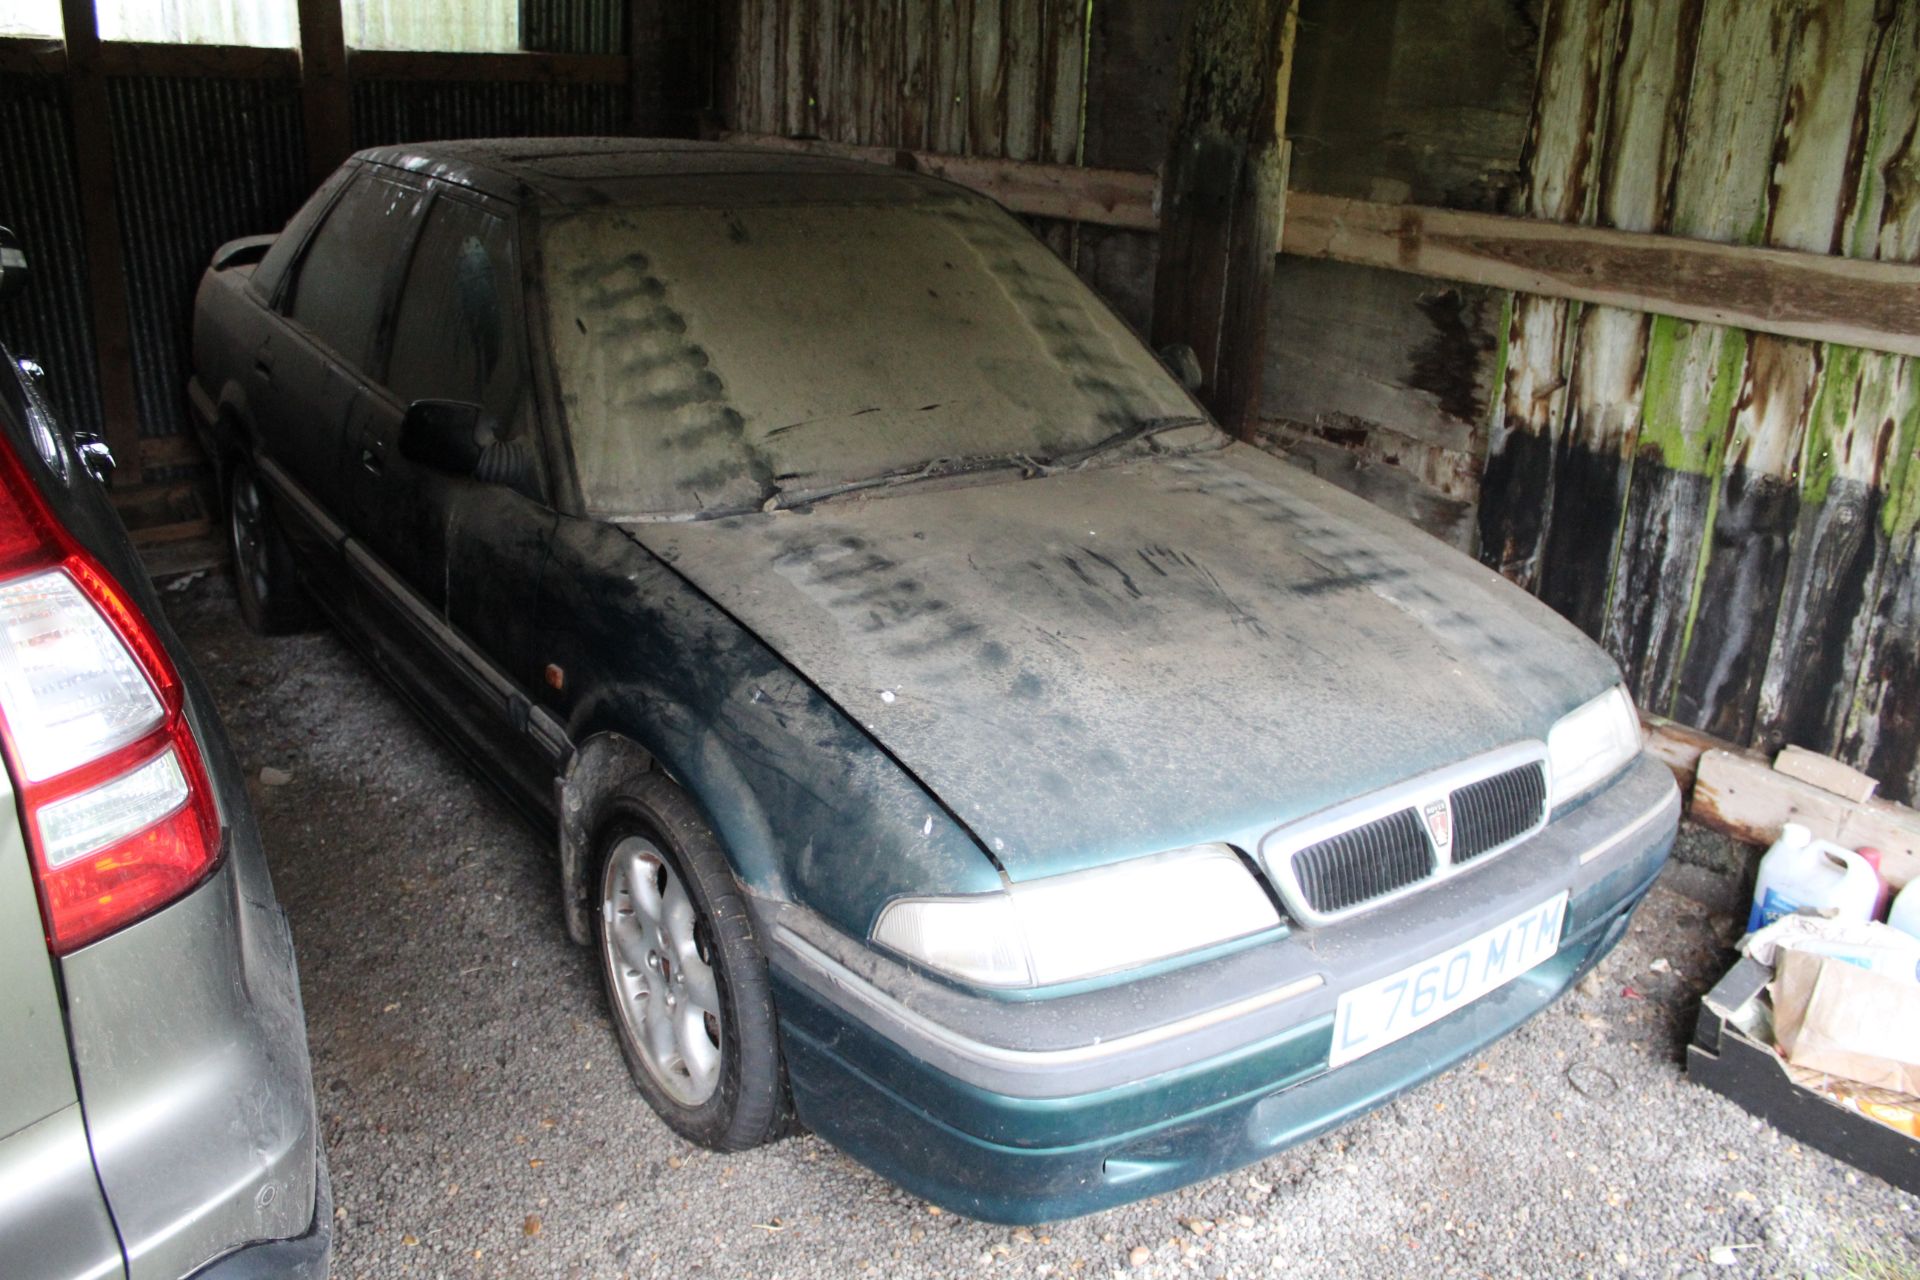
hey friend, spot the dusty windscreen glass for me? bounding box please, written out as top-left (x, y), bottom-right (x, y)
top-left (541, 191), bottom-right (1197, 516)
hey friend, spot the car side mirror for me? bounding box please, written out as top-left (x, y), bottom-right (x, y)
top-left (398, 399), bottom-right (486, 476)
top-left (1157, 342), bottom-right (1204, 392)
top-left (0, 227), bottom-right (28, 303)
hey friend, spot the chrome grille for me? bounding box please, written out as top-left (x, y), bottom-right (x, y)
top-left (1260, 743), bottom-right (1553, 926)
top-left (1451, 762), bottom-right (1548, 863)
top-left (1291, 808), bottom-right (1434, 915)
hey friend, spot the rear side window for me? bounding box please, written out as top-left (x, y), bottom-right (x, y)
top-left (249, 164), bottom-right (354, 304)
top-left (384, 195), bottom-right (527, 435)
top-left (285, 173), bottom-right (426, 370)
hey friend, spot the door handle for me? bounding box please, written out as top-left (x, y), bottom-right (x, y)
top-left (252, 343), bottom-right (274, 379)
top-left (360, 446), bottom-right (383, 475)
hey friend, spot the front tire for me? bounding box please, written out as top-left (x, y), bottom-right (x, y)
top-left (593, 774), bottom-right (789, 1151)
top-left (228, 460), bottom-right (317, 635)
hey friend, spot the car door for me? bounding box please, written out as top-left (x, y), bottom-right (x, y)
top-left (343, 186), bottom-right (562, 816)
top-left (255, 169), bottom-right (428, 612)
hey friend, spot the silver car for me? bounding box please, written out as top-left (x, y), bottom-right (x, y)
top-left (0, 231), bottom-right (329, 1278)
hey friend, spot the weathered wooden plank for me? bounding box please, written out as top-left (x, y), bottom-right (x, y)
top-left (1602, 0), bottom-right (1796, 716)
top-left (1533, 0), bottom-right (1700, 637)
top-left (344, 50), bottom-right (629, 85)
top-left (810, 0), bottom-right (840, 141)
top-left (1002, 0), bottom-right (1042, 162)
top-left (1672, 0), bottom-right (1880, 742)
top-left (966, 0), bottom-right (1006, 157)
top-left (930, 0), bottom-right (970, 153)
top-left (1694, 747), bottom-right (1920, 889)
top-left (870, 0), bottom-right (901, 147)
top-left (96, 41), bottom-right (299, 79)
top-left (1757, 3), bottom-right (1920, 766)
top-left (1756, 351), bottom-right (1916, 757)
top-left (1476, 0), bottom-right (1621, 592)
top-left (1773, 745), bottom-right (1879, 805)
top-left (0, 37), bottom-right (64, 76)
top-left (59, 0), bottom-right (142, 487)
top-left (898, 0), bottom-right (929, 149)
top-left (1039, 0), bottom-right (1085, 166)
top-left (1641, 712), bottom-right (1726, 793)
top-left (782, 0), bottom-right (809, 136)
top-left (1843, 425), bottom-right (1920, 805)
top-left (1150, 0), bottom-right (1296, 437)
top-left (724, 131), bottom-right (1160, 226)
top-left (1276, 196), bottom-right (1920, 361)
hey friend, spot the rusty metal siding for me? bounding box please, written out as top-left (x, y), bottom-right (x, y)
top-left (349, 78), bottom-right (625, 149)
top-left (107, 74), bottom-right (307, 443)
top-left (521, 0), bottom-right (625, 54)
top-left (0, 72), bottom-right (103, 438)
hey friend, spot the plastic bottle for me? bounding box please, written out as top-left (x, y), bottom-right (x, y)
top-left (1856, 847), bottom-right (1891, 919)
top-left (1892, 879), bottom-right (1920, 941)
top-left (1745, 823), bottom-right (1882, 934)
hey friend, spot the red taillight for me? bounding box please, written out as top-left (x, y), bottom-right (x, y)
top-left (0, 443), bottom-right (221, 954)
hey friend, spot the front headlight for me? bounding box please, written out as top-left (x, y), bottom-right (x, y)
top-left (870, 842), bottom-right (1282, 989)
top-left (1547, 685), bottom-right (1642, 807)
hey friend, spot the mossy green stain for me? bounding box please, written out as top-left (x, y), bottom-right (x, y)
top-left (1799, 343), bottom-right (1864, 510)
top-left (1486, 291), bottom-right (1513, 431)
top-left (1883, 377), bottom-right (1920, 541)
top-left (1637, 314), bottom-right (1746, 474)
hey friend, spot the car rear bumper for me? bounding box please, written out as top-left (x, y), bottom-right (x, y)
top-left (187, 1147), bottom-right (331, 1280)
top-left (61, 825), bottom-right (328, 1279)
top-left (762, 753), bottom-right (1678, 1223)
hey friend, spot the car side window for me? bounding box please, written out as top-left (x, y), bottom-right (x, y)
top-left (384, 195), bottom-right (528, 440)
top-left (250, 164), bottom-right (355, 305)
top-left (284, 173), bottom-right (426, 371)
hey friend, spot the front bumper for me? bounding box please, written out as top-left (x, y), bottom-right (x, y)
top-left (762, 752), bottom-right (1679, 1223)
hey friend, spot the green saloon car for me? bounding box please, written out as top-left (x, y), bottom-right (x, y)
top-left (188, 138), bottom-right (1679, 1223)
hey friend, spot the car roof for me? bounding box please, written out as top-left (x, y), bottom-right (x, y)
top-left (352, 137), bottom-right (948, 210)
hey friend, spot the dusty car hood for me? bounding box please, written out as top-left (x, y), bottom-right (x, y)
top-left (634, 445), bottom-right (1620, 880)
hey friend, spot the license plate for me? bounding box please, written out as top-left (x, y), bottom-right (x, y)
top-left (1328, 891), bottom-right (1569, 1068)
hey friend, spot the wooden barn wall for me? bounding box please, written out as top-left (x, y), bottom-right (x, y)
top-left (109, 75), bottom-right (309, 452)
top-left (1478, 0), bottom-right (1920, 803)
top-left (0, 0), bottom-right (630, 480)
top-left (1261, 0), bottom-right (1542, 505)
top-left (723, 0), bottom-right (1090, 256)
top-left (0, 68), bottom-right (102, 440)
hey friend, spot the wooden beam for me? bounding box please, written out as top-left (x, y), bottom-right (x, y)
top-left (58, 0), bottom-right (143, 490)
top-left (346, 49), bottom-right (627, 86)
top-left (628, 0), bottom-right (666, 134)
top-left (96, 41), bottom-right (299, 79)
top-left (0, 37), bottom-right (66, 75)
top-left (296, 0), bottom-right (350, 190)
top-left (1149, 0), bottom-right (1297, 438)
top-left (1281, 194), bottom-right (1920, 361)
top-left (1693, 748), bottom-right (1920, 892)
top-left (712, 137), bottom-right (1920, 363)
top-left (722, 133), bottom-right (1161, 229)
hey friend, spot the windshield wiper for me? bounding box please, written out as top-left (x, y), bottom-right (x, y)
top-left (1041, 415), bottom-right (1215, 469)
top-left (768, 451), bottom-right (1043, 510)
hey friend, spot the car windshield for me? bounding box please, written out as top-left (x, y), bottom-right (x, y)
top-left (540, 189), bottom-right (1202, 517)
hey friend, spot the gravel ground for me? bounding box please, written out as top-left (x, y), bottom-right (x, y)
top-left (159, 571), bottom-right (1919, 1280)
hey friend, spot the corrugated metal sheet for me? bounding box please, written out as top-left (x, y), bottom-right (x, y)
top-left (0, 72), bottom-right (103, 437)
top-left (350, 79), bottom-right (625, 149)
top-left (107, 74), bottom-right (307, 441)
top-left (521, 0), bottom-right (625, 54)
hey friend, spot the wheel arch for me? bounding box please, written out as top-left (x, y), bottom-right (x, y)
top-left (555, 727), bottom-right (791, 946)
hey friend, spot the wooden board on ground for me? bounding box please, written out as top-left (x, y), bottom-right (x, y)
top-left (1693, 748), bottom-right (1920, 891)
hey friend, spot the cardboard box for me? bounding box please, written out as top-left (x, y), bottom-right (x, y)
top-left (1688, 957), bottom-right (1920, 1195)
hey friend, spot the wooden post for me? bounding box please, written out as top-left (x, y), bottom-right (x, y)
top-left (59, 0), bottom-right (142, 487)
top-left (628, 0), bottom-right (664, 135)
top-left (1149, 0), bottom-right (1297, 438)
top-left (297, 0), bottom-right (350, 190)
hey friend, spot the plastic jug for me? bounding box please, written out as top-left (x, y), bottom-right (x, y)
top-left (1892, 880), bottom-right (1920, 940)
top-left (1746, 823), bottom-right (1881, 934)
